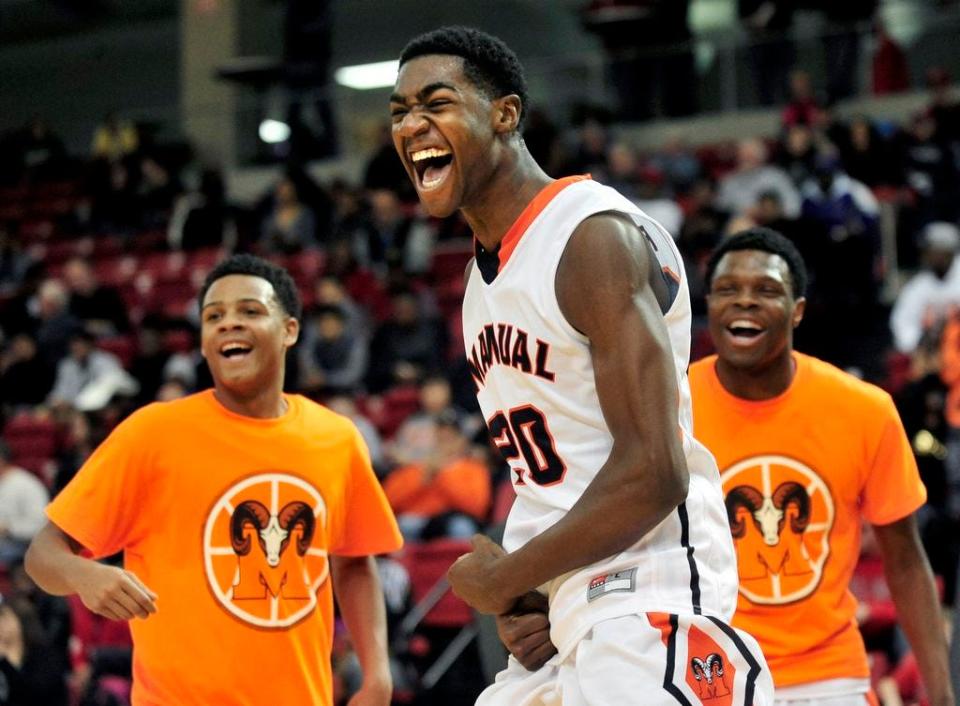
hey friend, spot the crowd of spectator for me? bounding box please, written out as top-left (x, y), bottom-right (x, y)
top-left (0, 51), bottom-right (959, 704)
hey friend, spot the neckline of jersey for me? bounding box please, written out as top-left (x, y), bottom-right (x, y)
top-left (474, 174), bottom-right (591, 284)
top-left (202, 388), bottom-right (299, 426)
top-left (709, 351), bottom-right (809, 411)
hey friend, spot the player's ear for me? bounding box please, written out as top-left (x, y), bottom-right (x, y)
top-left (791, 297), bottom-right (806, 328)
top-left (493, 95), bottom-right (521, 135)
top-left (284, 317), bottom-right (300, 348)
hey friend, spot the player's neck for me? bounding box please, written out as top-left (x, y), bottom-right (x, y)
top-left (464, 154), bottom-right (552, 252)
top-left (213, 383), bottom-right (288, 419)
top-left (715, 351), bottom-right (797, 402)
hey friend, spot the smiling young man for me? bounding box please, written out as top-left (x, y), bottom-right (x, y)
top-left (690, 228), bottom-right (952, 705)
top-left (391, 27), bottom-right (772, 705)
top-left (24, 254), bottom-right (402, 706)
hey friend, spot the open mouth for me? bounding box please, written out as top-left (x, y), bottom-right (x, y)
top-left (726, 319), bottom-right (764, 342)
top-left (220, 342), bottom-right (253, 359)
top-left (410, 147), bottom-right (453, 190)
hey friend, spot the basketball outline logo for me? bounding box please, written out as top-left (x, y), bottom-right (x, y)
top-left (720, 454), bottom-right (835, 605)
top-left (203, 472), bottom-right (328, 629)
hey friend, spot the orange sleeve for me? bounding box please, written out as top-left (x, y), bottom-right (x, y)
top-left (941, 317), bottom-right (960, 386)
top-left (859, 393), bottom-right (927, 525)
top-left (333, 426), bottom-right (403, 556)
top-left (46, 407), bottom-right (155, 558)
top-left (435, 459), bottom-right (491, 520)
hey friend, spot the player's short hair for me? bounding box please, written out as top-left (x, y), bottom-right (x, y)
top-left (706, 227), bottom-right (808, 298)
top-left (400, 26), bottom-right (528, 128)
top-left (199, 254), bottom-right (302, 320)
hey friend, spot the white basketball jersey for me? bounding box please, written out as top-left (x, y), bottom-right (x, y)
top-left (462, 176), bottom-right (738, 659)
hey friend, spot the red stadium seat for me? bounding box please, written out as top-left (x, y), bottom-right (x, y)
top-left (285, 249), bottom-right (325, 287)
top-left (396, 539), bottom-right (474, 628)
top-left (377, 386), bottom-right (421, 438)
top-left (3, 414), bottom-right (58, 468)
top-left (394, 539), bottom-right (479, 693)
top-left (163, 329), bottom-right (195, 354)
top-left (489, 477), bottom-right (515, 526)
top-left (96, 335), bottom-right (138, 369)
top-left (429, 239), bottom-right (474, 283)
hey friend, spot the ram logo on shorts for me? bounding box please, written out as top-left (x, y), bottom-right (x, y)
top-left (690, 653), bottom-right (730, 701)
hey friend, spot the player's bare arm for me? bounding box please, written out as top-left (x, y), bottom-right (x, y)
top-left (25, 522), bottom-right (158, 621)
top-left (331, 555), bottom-right (393, 706)
top-left (873, 515), bottom-right (955, 706)
top-left (448, 213), bottom-right (688, 613)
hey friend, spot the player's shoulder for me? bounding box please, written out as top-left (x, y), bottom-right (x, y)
top-left (800, 353), bottom-right (894, 410)
top-left (292, 394), bottom-right (364, 441)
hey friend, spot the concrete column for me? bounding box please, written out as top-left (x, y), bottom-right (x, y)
top-left (180, 0), bottom-right (241, 167)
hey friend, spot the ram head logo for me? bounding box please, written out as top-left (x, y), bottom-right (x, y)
top-left (725, 482), bottom-right (810, 546)
top-left (690, 653), bottom-right (730, 699)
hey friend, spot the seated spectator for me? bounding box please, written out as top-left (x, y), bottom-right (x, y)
top-left (312, 275), bottom-right (371, 340)
top-left (7, 560), bottom-right (71, 684)
top-left (891, 223), bottom-right (960, 353)
top-left (0, 335), bottom-right (54, 412)
top-left (923, 66), bottom-right (959, 145)
top-left (53, 410), bottom-right (97, 494)
top-left (66, 594), bottom-right (132, 706)
top-left (0, 596), bottom-right (69, 706)
top-left (800, 151), bottom-right (880, 242)
top-left (298, 305), bottom-right (368, 394)
top-left (16, 115), bottom-right (67, 182)
top-left (716, 138), bottom-right (801, 219)
top-left (383, 410), bottom-right (491, 541)
top-left (90, 112), bottom-right (139, 163)
top-left (359, 188), bottom-right (435, 275)
top-left (0, 226), bottom-right (31, 296)
top-left (128, 323), bottom-right (171, 404)
top-left (900, 112), bottom-right (959, 224)
top-left (366, 287), bottom-right (447, 393)
top-left (48, 330), bottom-right (139, 412)
top-left (137, 155), bottom-right (179, 226)
top-left (633, 166), bottom-right (683, 237)
top-left (388, 375), bottom-right (470, 467)
top-left (90, 158), bottom-right (140, 233)
top-left (63, 258), bottom-right (129, 336)
top-left (0, 442), bottom-right (48, 565)
top-left (168, 169), bottom-right (231, 251)
top-left (838, 115), bottom-right (901, 188)
top-left (32, 278), bottom-right (82, 368)
top-left (776, 123), bottom-right (819, 187)
top-left (781, 70), bottom-right (823, 128)
top-left (601, 141), bottom-right (641, 201)
top-left (261, 176), bottom-right (317, 253)
top-left (649, 133), bottom-right (700, 194)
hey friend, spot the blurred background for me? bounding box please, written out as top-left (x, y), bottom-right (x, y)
top-left (0, 1), bottom-right (958, 705)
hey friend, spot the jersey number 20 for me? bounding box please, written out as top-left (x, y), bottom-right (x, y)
top-left (488, 405), bottom-right (566, 485)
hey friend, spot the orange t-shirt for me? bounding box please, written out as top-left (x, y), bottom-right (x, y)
top-left (689, 353), bottom-right (925, 688)
top-left (46, 390), bottom-right (402, 706)
top-left (384, 457), bottom-right (492, 520)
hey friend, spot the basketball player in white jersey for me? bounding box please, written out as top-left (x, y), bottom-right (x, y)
top-left (390, 27), bottom-right (773, 705)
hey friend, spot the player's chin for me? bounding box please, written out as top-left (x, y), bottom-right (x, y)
top-left (211, 364), bottom-right (259, 390)
top-left (417, 192), bottom-right (459, 219)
